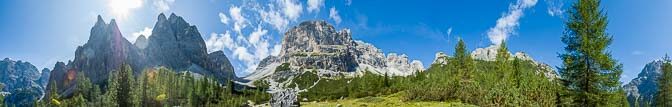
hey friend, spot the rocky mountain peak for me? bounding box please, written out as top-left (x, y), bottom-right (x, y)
top-left (134, 35), bottom-right (148, 49)
top-left (625, 60), bottom-right (665, 106)
top-left (158, 13), bottom-right (167, 22)
top-left (48, 13), bottom-right (235, 98)
top-left (432, 52), bottom-right (449, 65)
top-left (0, 58), bottom-right (49, 106)
top-left (468, 45), bottom-right (558, 79)
top-left (147, 13), bottom-right (208, 70)
top-left (471, 45), bottom-right (503, 61)
top-left (246, 20), bottom-right (424, 82)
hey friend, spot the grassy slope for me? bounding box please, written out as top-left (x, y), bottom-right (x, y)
top-left (301, 92), bottom-right (477, 107)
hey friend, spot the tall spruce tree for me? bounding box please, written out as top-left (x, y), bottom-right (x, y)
top-left (656, 55), bottom-right (672, 106)
top-left (104, 67), bottom-right (119, 107)
top-left (453, 38), bottom-right (474, 80)
top-left (558, 0), bottom-right (627, 106)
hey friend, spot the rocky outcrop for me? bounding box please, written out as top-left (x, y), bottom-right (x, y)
top-left (0, 58), bottom-right (50, 106)
top-left (432, 52), bottom-right (449, 65)
top-left (134, 35), bottom-right (148, 49)
top-left (467, 45), bottom-right (558, 79)
top-left (46, 13), bottom-right (236, 98)
top-left (205, 51), bottom-right (236, 81)
top-left (624, 60), bottom-right (664, 107)
top-left (71, 15), bottom-right (147, 85)
top-left (146, 13), bottom-right (209, 71)
top-left (247, 20), bottom-right (424, 82)
top-left (277, 21), bottom-right (359, 72)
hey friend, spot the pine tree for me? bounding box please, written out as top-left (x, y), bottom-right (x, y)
top-left (116, 64), bottom-right (133, 106)
top-left (91, 85), bottom-right (102, 106)
top-left (48, 81), bottom-right (61, 106)
top-left (451, 38), bottom-right (480, 104)
top-left (453, 38), bottom-right (474, 80)
top-left (558, 0), bottom-right (627, 106)
top-left (656, 55), bottom-right (672, 106)
top-left (104, 70), bottom-right (119, 107)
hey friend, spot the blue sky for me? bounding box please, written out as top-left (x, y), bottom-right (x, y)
top-left (0, 0), bottom-right (671, 84)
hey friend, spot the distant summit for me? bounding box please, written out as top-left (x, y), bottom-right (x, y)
top-left (0, 58), bottom-right (50, 106)
top-left (624, 60), bottom-right (665, 106)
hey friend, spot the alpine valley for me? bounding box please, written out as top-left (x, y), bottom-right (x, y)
top-left (2, 0), bottom-right (672, 106)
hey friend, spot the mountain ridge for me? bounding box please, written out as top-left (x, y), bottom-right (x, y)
top-left (243, 20), bottom-right (424, 83)
top-left (45, 13), bottom-right (236, 98)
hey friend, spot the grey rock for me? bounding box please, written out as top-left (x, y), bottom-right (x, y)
top-left (624, 60), bottom-right (665, 106)
top-left (146, 13), bottom-right (209, 71)
top-left (46, 13), bottom-right (236, 98)
top-left (247, 20), bottom-right (424, 81)
top-left (134, 35), bottom-right (148, 49)
top-left (0, 58), bottom-right (47, 106)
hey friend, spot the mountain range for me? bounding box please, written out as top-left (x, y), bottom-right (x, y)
top-left (1, 13), bottom-right (664, 106)
top-left (241, 21), bottom-right (425, 85)
top-left (45, 13), bottom-right (235, 98)
top-left (0, 58), bottom-right (50, 106)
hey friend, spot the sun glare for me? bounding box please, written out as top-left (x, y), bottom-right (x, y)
top-left (109, 0), bottom-right (143, 20)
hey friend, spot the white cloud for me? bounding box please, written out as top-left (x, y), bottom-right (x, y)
top-left (129, 27), bottom-right (152, 43)
top-left (248, 27), bottom-right (269, 45)
top-left (233, 47), bottom-right (255, 66)
top-left (230, 6), bottom-right (248, 34)
top-left (259, 9), bottom-right (290, 32)
top-left (153, 0), bottom-right (176, 12)
top-left (487, 0), bottom-right (538, 45)
top-left (446, 27), bottom-right (453, 37)
top-left (307, 0), bottom-right (325, 13)
top-left (219, 12), bottom-right (230, 24)
top-left (279, 0), bottom-right (303, 20)
top-left (205, 31), bottom-right (236, 53)
top-left (545, 0), bottom-right (564, 16)
top-left (446, 27), bottom-right (453, 42)
top-left (329, 7), bottom-right (342, 24)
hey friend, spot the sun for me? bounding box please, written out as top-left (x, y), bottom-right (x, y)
top-left (108, 0), bottom-right (143, 19)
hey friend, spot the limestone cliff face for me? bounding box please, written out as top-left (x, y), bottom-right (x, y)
top-left (278, 21), bottom-right (359, 72)
top-left (246, 21), bottom-right (424, 81)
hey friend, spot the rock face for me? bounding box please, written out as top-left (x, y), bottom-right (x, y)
top-left (247, 21), bottom-right (424, 81)
top-left (624, 60), bottom-right (664, 107)
top-left (71, 15), bottom-right (147, 85)
top-left (134, 35), bottom-right (148, 49)
top-left (0, 58), bottom-right (50, 106)
top-left (146, 13), bottom-right (209, 71)
top-left (46, 13), bottom-right (235, 98)
top-left (467, 45), bottom-right (558, 79)
top-left (471, 45), bottom-right (502, 61)
top-left (278, 21), bottom-right (359, 72)
top-left (432, 52), bottom-right (449, 65)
